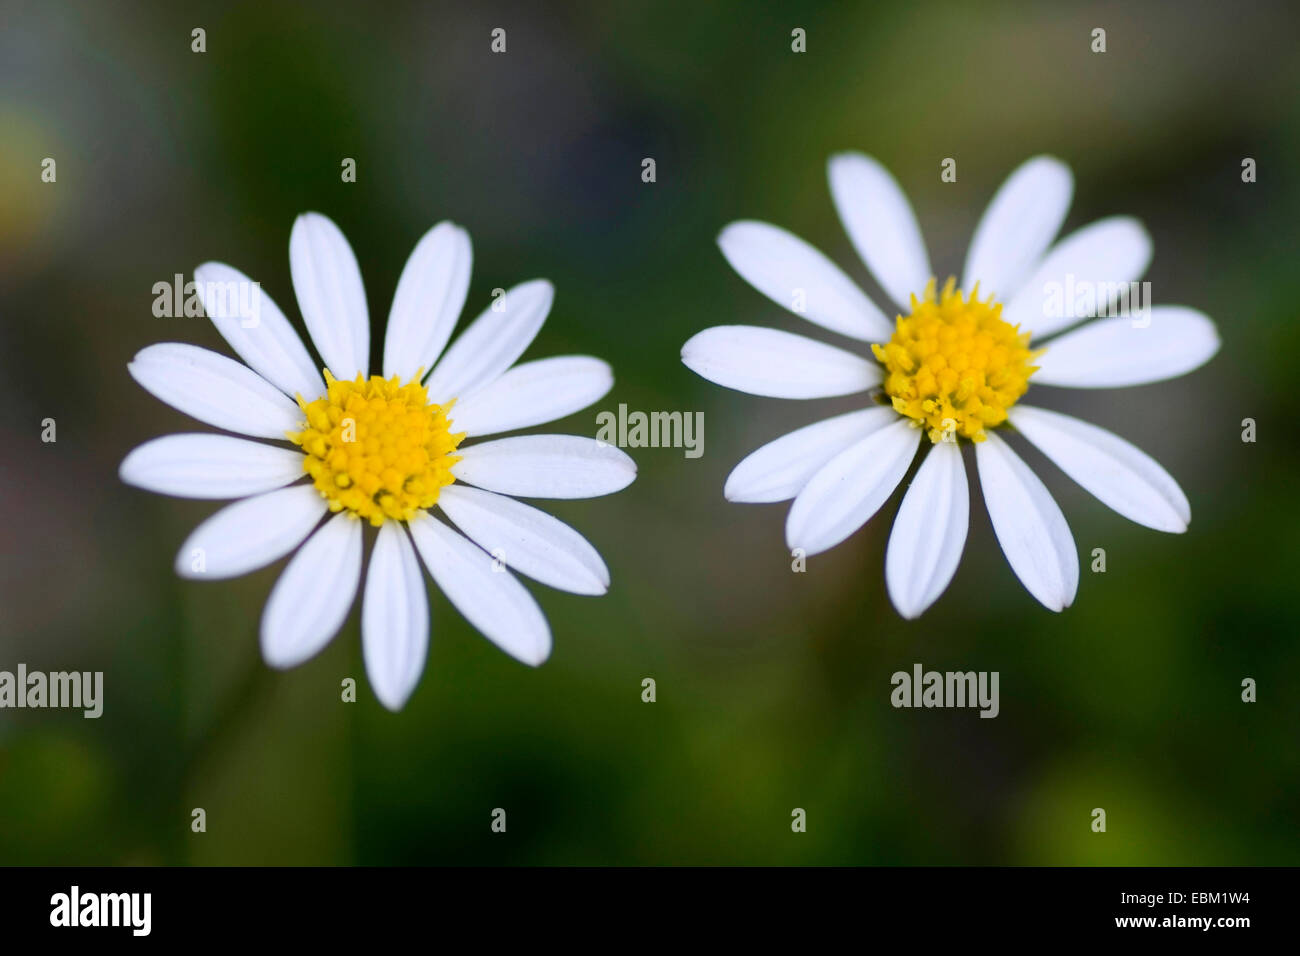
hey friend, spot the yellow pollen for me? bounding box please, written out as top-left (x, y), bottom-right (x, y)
top-left (289, 370), bottom-right (464, 526)
top-left (871, 277), bottom-right (1040, 444)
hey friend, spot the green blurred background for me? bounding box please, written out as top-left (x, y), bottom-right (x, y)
top-left (2, 0), bottom-right (1297, 865)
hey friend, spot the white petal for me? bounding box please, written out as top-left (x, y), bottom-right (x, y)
top-left (120, 433), bottom-right (305, 499)
top-left (408, 513), bottom-right (551, 666)
top-left (1005, 217), bottom-right (1153, 339)
top-left (128, 343), bottom-right (304, 439)
top-left (289, 212), bottom-right (370, 381)
top-left (425, 280), bottom-right (553, 403)
top-left (449, 356), bottom-right (613, 437)
top-left (785, 418), bottom-right (920, 556)
top-left (717, 220), bottom-right (893, 342)
top-left (681, 325), bottom-right (880, 399)
top-left (885, 441), bottom-right (969, 619)
top-left (260, 513), bottom-right (362, 668)
top-left (827, 152), bottom-right (932, 312)
top-left (1033, 306), bottom-right (1219, 388)
top-left (962, 156), bottom-right (1073, 298)
top-left (176, 485), bottom-right (327, 580)
top-left (362, 522), bottom-right (430, 711)
top-left (975, 432), bottom-right (1078, 612)
top-left (438, 484), bottom-right (609, 595)
top-left (1009, 405), bottom-right (1189, 532)
top-left (194, 261), bottom-right (325, 399)
top-left (452, 435), bottom-right (636, 499)
top-left (725, 406), bottom-right (898, 503)
top-left (382, 221), bottom-right (472, 381)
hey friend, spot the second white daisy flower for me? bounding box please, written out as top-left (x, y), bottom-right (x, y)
top-left (684, 154), bottom-right (1219, 618)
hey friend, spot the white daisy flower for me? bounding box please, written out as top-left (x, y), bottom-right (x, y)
top-left (683, 154), bottom-right (1219, 618)
top-left (122, 213), bottom-right (635, 709)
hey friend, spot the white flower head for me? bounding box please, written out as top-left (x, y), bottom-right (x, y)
top-left (684, 154), bottom-right (1219, 618)
top-left (123, 214), bottom-right (635, 709)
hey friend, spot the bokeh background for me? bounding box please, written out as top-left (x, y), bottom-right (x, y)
top-left (2, 0), bottom-right (1298, 865)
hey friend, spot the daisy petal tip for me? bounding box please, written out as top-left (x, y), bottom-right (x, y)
top-left (826, 150), bottom-right (878, 181)
top-left (589, 442), bottom-right (637, 489)
top-left (364, 650), bottom-right (423, 712)
top-left (783, 522), bottom-right (830, 559)
top-left (896, 604), bottom-right (925, 622)
top-left (1178, 305), bottom-right (1222, 352)
top-left (1029, 588), bottom-right (1068, 613)
top-left (372, 683), bottom-right (414, 712)
top-left (519, 277), bottom-right (555, 302)
top-left (258, 634), bottom-right (298, 672)
top-left (886, 583), bottom-right (931, 621)
top-left (570, 551), bottom-right (612, 596)
top-left (1207, 321), bottom-right (1223, 358)
top-left (258, 621), bottom-right (303, 672)
top-left (827, 148), bottom-right (875, 166)
top-left (128, 342), bottom-right (169, 366)
top-left (173, 551), bottom-right (202, 580)
top-left (1026, 153), bottom-right (1072, 178)
top-left (716, 220), bottom-right (750, 247)
top-left (1159, 504), bottom-right (1191, 534)
top-left (609, 447), bottom-right (638, 484)
top-left (783, 528), bottom-right (823, 559)
top-left (886, 564), bottom-right (947, 620)
top-left (117, 450), bottom-right (144, 488)
top-left (1057, 577), bottom-right (1080, 612)
top-left (570, 573), bottom-right (609, 598)
top-left (504, 626), bottom-right (552, 668)
top-left (192, 260), bottom-right (222, 282)
top-left (885, 591), bottom-right (913, 620)
top-left (722, 469), bottom-right (767, 504)
top-left (527, 635), bottom-right (554, 667)
top-left (515, 278), bottom-right (556, 319)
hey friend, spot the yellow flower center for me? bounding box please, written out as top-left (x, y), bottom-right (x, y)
top-left (871, 277), bottom-right (1040, 443)
top-left (289, 371), bottom-right (464, 526)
